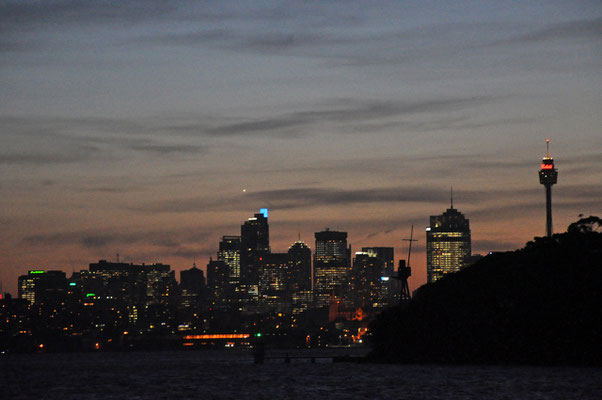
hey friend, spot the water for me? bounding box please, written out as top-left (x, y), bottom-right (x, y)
top-left (2, 350), bottom-right (601, 399)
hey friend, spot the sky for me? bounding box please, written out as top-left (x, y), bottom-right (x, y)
top-left (1, 0), bottom-right (601, 295)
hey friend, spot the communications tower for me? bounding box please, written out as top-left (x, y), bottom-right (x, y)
top-left (539, 139), bottom-right (558, 237)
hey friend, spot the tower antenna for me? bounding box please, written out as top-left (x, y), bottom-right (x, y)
top-left (450, 187), bottom-right (454, 209)
top-left (539, 139), bottom-right (558, 237)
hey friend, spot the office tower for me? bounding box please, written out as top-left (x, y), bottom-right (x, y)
top-left (426, 196), bottom-right (471, 283)
top-left (539, 139), bottom-right (558, 237)
top-left (361, 247), bottom-right (395, 305)
top-left (288, 240), bottom-right (312, 292)
top-left (180, 263), bottom-right (206, 298)
top-left (313, 229), bottom-right (351, 307)
top-left (88, 260), bottom-right (175, 306)
top-left (350, 252), bottom-right (385, 309)
top-left (18, 270), bottom-right (68, 305)
top-left (217, 236), bottom-right (241, 287)
top-left (258, 252), bottom-right (290, 312)
top-left (206, 258), bottom-right (229, 303)
top-left (240, 209), bottom-right (270, 291)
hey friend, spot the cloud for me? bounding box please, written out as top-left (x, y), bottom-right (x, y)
top-left (23, 226), bottom-right (210, 250)
top-left (0, 115), bottom-right (207, 165)
top-left (133, 186), bottom-right (450, 214)
top-left (122, 140), bottom-right (205, 155)
top-left (133, 181), bottom-right (601, 221)
top-left (0, 0), bottom-right (178, 29)
top-left (0, 146), bottom-right (100, 165)
top-left (1, 95), bottom-right (499, 147)
top-left (489, 18), bottom-right (602, 47)
top-left (201, 96), bottom-right (498, 137)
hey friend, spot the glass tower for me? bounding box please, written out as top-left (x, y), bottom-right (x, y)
top-left (426, 200), bottom-right (471, 283)
top-left (313, 229), bottom-right (350, 307)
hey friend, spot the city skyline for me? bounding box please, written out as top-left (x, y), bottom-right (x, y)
top-left (1, 1), bottom-right (601, 295)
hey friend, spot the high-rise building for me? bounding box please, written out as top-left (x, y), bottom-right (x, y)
top-left (18, 270), bottom-right (68, 305)
top-left (361, 247), bottom-right (395, 305)
top-left (206, 258), bottom-right (229, 303)
top-left (180, 263), bottom-right (206, 298)
top-left (240, 210), bottom-right (270, 291)
top-left (426, 197), bottom-right (471, 283)
top-left (217, 235), bottom-right (241, 287)
top-left (88, 260), bottom-right (175, 306)
top-left (258, 252), bottom-right (290, 312)
top-left (313, 229), bottom-right (351, 307)
top-left (288, 240), bottom-right (312, 292)
top-left (539, 139), bottom-right (558, 237)
top-left (350, 252), bottom-right (385, 309)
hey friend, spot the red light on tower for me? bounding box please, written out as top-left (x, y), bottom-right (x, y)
top-left (538, 139), bottom-right (558, 237)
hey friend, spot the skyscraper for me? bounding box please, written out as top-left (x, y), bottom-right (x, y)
top-left (217, 235), bottom-right (241, 287)
top-left (257, 252), bottom-right (290, 312)
top-left (426, 196), bottom-right (471, 283)
top-left (539, 139), bottom-right (558, 237)
top-left (180, 263), bottom-right (207, 309)
top-left (313, 229), bottom-right (351, 307)
top-left (18, 270), bottom-right (68, 305)
top-left (350, 251), bottom-right (385, 309)
top-left (88, 260), bottom-right (175, 306)
top-left (180, 263), bottom-right (206, 298)
top-left (240, 210), bottom-right (270, 292)
top-left (206, 258), bottom-right (229, 303)
top-left (361, 247), bottom-right (395, 305)
top-left (288, 240), bottom-right (312, 292)
top-left (288, 240), bottom-right (313, 314)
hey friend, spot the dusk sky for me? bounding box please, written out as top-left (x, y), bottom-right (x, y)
top-left (1, 1), bottom-right (601, 295)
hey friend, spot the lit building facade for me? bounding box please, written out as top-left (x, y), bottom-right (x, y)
top-left (350, 252), bottom-right (385, 309)
top-left (426, 202), bottom-right (471, 283)
top-left (361, 247), bottom-right (395, 305)
top-left (258, 252), bottom-right (290, 312)
top-left (218, 235), bottom-right (241, 287)
top-left (313, 229), bottom-right (351, 307)
top-left (18, 270), bottom-right (68, 305)
top-left (88, 260), bottom-right (175, 306)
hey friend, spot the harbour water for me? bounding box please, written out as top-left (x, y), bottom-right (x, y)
top-left (2, 349), bottom-right (601, 399)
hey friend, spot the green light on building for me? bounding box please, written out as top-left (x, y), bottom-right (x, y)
top-left (29, 270), bottom-right (45, 274)
top-left (86, 293), bottom-right (95, 298)
top-left (69, 282), bottom-right (77, 286)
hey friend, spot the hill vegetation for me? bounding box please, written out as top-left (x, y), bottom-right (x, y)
top-left (368, 216), bottom-right (602, 365)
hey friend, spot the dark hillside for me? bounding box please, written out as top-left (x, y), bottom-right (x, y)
top-left (368, 217), bottom-right (602, 365)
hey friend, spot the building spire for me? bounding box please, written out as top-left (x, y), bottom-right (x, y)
top-left (546, 138), bottom-right (550, 159)
top-left (450, 186), bottom-right (454, 209)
